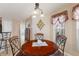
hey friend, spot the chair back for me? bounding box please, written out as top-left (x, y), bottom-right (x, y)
top-left (0, 32), bottom-right (11, 51)
top-left (35, 33), bottom-right (44, 40)
top-left (56, 35), bottom-right (67, 53)
top-left (0, 33), bottom-right (2, 38)
top-left (9, 36), bottom-right (21, 56)
top-left (2, 32), bottom-right (11, 40)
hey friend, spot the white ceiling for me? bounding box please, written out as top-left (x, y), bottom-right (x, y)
top-left (0, 3), bottom-right (70, 20)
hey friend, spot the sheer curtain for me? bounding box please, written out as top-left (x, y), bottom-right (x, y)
top-left (76, 22), bottom-right (79, 50)
top-left (73, 6), bottom-right (79, 50)
top-left (52, 15), bottom-right (65, 43)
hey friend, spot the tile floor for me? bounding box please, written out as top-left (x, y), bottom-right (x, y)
top-left (0, 44), bottom-right (79, 56)
top-left (0, 44), bottom-right (12, 56)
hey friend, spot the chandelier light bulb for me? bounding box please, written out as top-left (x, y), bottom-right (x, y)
top-left (33, 10), bottom-right (37, 14)
top-left (32, 15), bottom-right (36, 18)
top-left (33, 3), bottom-right (45, 18)
top-left (40, 14), bottom-right (44, 17)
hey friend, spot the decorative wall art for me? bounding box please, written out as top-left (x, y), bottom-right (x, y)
top-left (37, 20), bottom-right (45, 30)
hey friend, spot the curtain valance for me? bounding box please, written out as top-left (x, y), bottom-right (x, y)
top-left (72, 4), bottom-right (79, 21)
top-left (51, 11), bottom-right (68, 24)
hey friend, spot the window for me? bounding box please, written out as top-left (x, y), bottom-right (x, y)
top-left (20, 22), bottom-right (25, 45)
top-left (72, 4), bottom-right (79, 50)
top-left (76, 21), bottom-right (79, 50)
top-left (2, 19), bottom-right (12, 32)
top-left (51, 11), bottom-right (68, 42)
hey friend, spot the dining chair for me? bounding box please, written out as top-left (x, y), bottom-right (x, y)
top-left (9, 36), bottom-right (24, 56)
top-left (35, 33), bottom-right (44, 40)
top-left (0, 32), bottom-right (11, 54)
top-left (54, 35), bottom-right (67, 56)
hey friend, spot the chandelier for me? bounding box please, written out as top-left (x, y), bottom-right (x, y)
top-left (32, 3), bottom-right (44, 18)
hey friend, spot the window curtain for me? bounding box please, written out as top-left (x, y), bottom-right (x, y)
top-left (51, 11), bottom-right (68, 43)
top-left (72, 4), bottom-right (79, 50)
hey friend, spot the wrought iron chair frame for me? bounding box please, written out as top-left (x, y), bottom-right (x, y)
top-left (9, 36), bottom-right (23, 56)
top-left (0, 32), bottom-right (11, 54)
top-left (56, 35), bottom-right (67, 56)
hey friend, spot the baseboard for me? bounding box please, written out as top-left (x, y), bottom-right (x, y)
top-left (64, 52), bottom-right (72, 56)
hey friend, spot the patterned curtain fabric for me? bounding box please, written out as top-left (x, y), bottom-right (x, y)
top-left (51, 11), bottom-right (68, 43)
top-left (73, 5), bottom-right (79, 20)
top-left (52, 15), bottom-right (66, 25)
top-left (52, 15), bottom-right (66, 36)
top-left (72, 4), bottom-right (79, 20)
top-left (51, 10), bottom-right (68, 24)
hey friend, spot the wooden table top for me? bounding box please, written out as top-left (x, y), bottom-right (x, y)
top-left (21, 40), bottom-right (58, 56)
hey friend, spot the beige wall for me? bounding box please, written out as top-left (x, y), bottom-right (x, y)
top-left (50, 3), bottom-right (78, 55)
top-left (12, 19), bottom-right (20, 36)
top-left (32, 15), bottom-right (51, 40)
top-left (25, 16), bottom-right (32, 40)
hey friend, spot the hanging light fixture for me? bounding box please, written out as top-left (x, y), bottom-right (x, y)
top-left (33, 3), bottom-right (44, 18)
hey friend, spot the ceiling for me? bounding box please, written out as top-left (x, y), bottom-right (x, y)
top-left (0, 3), bottom-right (71, 20)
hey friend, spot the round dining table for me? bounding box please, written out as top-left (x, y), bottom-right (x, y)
top-left (20, 40), bottom-right (58, 56)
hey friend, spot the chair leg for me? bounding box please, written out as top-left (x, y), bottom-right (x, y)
top-left (0, 40), bottom-right (2, 50)
top-left (5, 40), bottom-right (8, 54)
top-left (53, 50), bottom-right (64, 56)
top-left (0, 41), bottom-right (1, 50)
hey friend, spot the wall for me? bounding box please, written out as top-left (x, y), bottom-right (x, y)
top-left (2, 17), bottom-right (24, 45)
top-left (12, 19), bottom-right (26, 45)
top-left (32, 14), bottom-right (51, 40)
top-left (11, 19), bottom-right (20, 36)
top-left (25, 16), bottom-right (32, 40)
top-left (10, 18), bottom-right (25, 45)
top-left (2, 17), bottom-right (21, 37)
top-left (50, 3), bottom-right (78, 55)
top-left (1, 16), bottom-right (29, 45)
top-left (20, 20), bottom-right (26, 45)
top-left (2, 17), bottom-right (12, 32)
